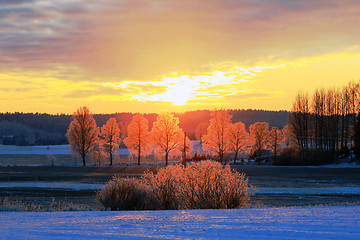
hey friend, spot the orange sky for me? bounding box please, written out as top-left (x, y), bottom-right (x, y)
top-left (1, 0), bottom-right (360, 114)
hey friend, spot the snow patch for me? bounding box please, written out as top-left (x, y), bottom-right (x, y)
top-left (0, 206), bottom-right (359, 239)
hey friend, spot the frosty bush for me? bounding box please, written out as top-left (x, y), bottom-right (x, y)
top-left (144, 160), bottom-right (254, 209)
top-left (96, 176), bottom-right (160, 211)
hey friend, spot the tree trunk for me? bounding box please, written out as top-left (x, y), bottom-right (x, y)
top-left (182, 132), bottom-right (187, 167)
top-left (138, 147), bottom-right (141, 166)
top-left (109, 143), bottom-right (113, 166)
top-left (234, 151), bottom-right (238, 165)
top-left (82, 147), bottom-right (86, 166)
top-left (165, 152), bottom-right (169, 166)
top-left (219, 151), bottom-right (224, 164)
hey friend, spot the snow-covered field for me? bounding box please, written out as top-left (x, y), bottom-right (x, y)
top-left (1, 206), bottom-right (359, 239)
top-left (0, 144), bottom-right (130, 155)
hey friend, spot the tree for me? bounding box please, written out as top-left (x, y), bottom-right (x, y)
top-left (228, 121), bottom-right (248, 164)
top-left (290, 92), bottom-right (310, 163)
top-left (66, 106), bottom-right (99, 166)
top-left (268, 127), bottom-right (283, 160)
top-left (151, 113), bottom-right (188, 165)
top-left (282, 124), bottom-right (294, 147)
top-left (100, 118), bottom-right (121, 166)
top-left (249, 122), bottom-right (269, 160)
top-left (90, 142), bottom-right (107, 166)
top-left (202, 109), bottom-right (232, 163)
top-left (124, 114), bottom-right (152, 166)
top-left (195, 122), bottom-right (209, 143)
top-left (353, 112), bottom-right (360, 159)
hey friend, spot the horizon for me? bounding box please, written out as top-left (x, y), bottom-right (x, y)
top-left (0, 107), bottom-right (290, 115)
top-left (1, 1), bottom-right (360, 114)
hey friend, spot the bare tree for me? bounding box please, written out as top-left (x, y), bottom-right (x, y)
top-left (100, 118), bottom-right (121, 165)
top-left (66, 106), bottom-right (99, 166)
top-left (124, 114), bottom-right (151, 166)
top-left (282, 124), bottom-right (295, 147)
top-left (268, 127), bottom-right (283, 160)
top-left (151, 113), bottom-right (190, 165)
top-left (290, 92), bottom-right (310, 163)
top-left (195, 122), bottom-right (209, 144)
top-left (249, 122), bottom-right (269, 161)
top-left (228, 121), bottom-right (248, 164)
top-left (202, 109), bottom-right (232, 163)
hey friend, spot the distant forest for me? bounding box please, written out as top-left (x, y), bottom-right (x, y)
top-left (0, 110), bottom-right (288, 146)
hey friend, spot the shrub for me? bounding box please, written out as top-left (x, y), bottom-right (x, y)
top-left (144, 160), bottom-right (254, 209)
top-left (96, 176), bottom-right (160, 211)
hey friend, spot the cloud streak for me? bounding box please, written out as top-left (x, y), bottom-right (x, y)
top-left (1, 1), bottom-right (360, 113)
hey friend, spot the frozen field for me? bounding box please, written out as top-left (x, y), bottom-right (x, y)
top-left (0, 144), bottom-right (130, 155)
top-left (1, 206), bottom-right (359, 239)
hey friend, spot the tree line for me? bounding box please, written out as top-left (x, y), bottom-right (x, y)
top-left (68, 80), bottom-right (360, 167)
top-left (0, 110), bottom-right (288, 146)
top-left (287, 80), bottom-right (360, 165)
top-left (67, 107), bottom-right (288, 166)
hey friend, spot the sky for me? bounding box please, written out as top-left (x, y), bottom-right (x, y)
top-left (1, 0), bottom-right (360, 114)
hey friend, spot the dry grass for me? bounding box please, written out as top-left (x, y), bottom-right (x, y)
top-left (0, 197), bottom-right (99, 212)
top-left (144, 160), bottom-right (255, 210)
top-left (96, 176), bottom-right (161, 211)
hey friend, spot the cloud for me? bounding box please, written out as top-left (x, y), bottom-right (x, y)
top-left (1, 0), bottom-right (360, 79)
top-left (101, 62), bottom-right (284, 106)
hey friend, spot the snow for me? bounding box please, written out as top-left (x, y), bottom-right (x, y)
top-left (0, 144), bottom-right (72, 155)
top-left (1, 206), bottom-right (359, 239)
top-left (0, 144), bottom-right (130, 155)
top-left (256, 187), bottom-right (360, 195)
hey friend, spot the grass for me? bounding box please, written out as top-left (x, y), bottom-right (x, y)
top-left (0, 196), bottom-right (101, 212)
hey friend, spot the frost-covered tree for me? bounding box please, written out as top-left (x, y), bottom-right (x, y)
top-left (282, 124), bottom-right (294, 147)
top-left (124, 114), bottom-right (151, 165)
top-left (90, 142), bottom-right (107, 166)
top-left (268, 127), bottom-right (283, 160)
top-left (66, 106), bottom-right (99, 166)
top-left (100, 118), bottom-right (121, 166)
top-left (202, 109), bottom-right (232, 163)
top-left (195, 122), bottom-right (209, 143)
top-left (249, 122), bottom-right (269, 160)
top-left (151, 113), bottom-right (189, 165)
top-left (228, 121), bottom-right (249, 164)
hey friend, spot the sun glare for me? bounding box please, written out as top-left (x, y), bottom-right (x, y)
top-left (102, 63), bottom-right (285, 106)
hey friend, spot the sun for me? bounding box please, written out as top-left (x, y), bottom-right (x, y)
top-left (165, 85), bottom-right (192, 106)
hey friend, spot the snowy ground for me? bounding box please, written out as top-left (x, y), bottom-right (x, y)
top-left (1, 206), bottom-right (359, 239)
top-left (0, 144), bottom-right (130, 155)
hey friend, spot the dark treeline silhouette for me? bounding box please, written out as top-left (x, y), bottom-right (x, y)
top-left (0, 110), bottom-right (288, 146)
top-left (279, 80), bottom-right (360, 165)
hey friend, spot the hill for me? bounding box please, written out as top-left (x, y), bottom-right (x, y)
top-left (0, 110), bottom-right (289, 145)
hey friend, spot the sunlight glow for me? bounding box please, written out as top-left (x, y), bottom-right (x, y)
top-left (103, 64), bottom-right (284, 106)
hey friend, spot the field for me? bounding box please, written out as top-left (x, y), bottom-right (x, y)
top-left (1, 206), bottom-right (360, 239)
top-left (1, 145), bottom-right (360, 239)
top-left (0, 164), bottom-right (360, 210)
